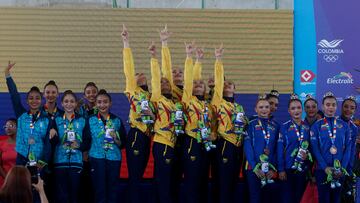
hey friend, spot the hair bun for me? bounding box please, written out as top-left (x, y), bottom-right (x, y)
top-left (30, 86), bottom-right (40, 92)
top-left (258, 93), bottom-right (267, 100)
top-left (98, 89), bottom-right (107, 94)
top-left (323, 91), bottom-right (335, 99)
top-left (290, 93), bottom-right (299, 100)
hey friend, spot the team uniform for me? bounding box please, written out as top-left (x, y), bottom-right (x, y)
top-left (181, 56), bottom-right (215, 203)
top-left (52, 112), bottom-right (88, 203)
top-left (87, 113), bottom-right (126, 203)
top-left (211, 59), bottom-right (247, 203)
top-left (310, 117), bottom-right (351, 203)
top-left (123, 47), bottom-right (154, 203)
top-left (244, 117), bottom-right (280, 203)
top-left (277, 120), bottom-right (311, 203)
top-left (150, 56), bottom-right (177, 203)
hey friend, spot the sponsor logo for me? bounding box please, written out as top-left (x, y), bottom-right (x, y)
top-left (300, 92), bottom-right (315, 100)
top-left (300, 70), bottom-right (316, 85)
top-left (326, 72), bottom-right (353, 85)
top-left (318, 39), bottom-right (343, 48)
top-left (317, 39), bottom-right (344, 63)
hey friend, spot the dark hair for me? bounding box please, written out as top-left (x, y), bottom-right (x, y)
top-left (322, 95), bottom-right (336, 104)
top-left (288, 98), bottom-right (302, 108)
top-left (317, 110), bottom-right (324, 118)
top-left (266, 89), bottom-right (279, 100)
top-left (26, 86), bottom-right (42, 99)
top-left (96, 89), bottom-right (111, 102)
top-left (0, 166), bottom-right (33, 203)
top-left (84, 82), bottom-right (98, 93)
top-left (342, 98), bottom-right (357, 109)
top-left (304, 98), bottom-right (318, 106)
top-left (5, 118), bottom-right (17, 125)
top-left (256, 94), bottom-right (270, 106)
top-left (61, 90), bottom-right (78, 102)
top-left (44, 80), bottom-right (58, 91)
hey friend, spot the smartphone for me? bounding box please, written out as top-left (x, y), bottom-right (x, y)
top-left (27, 165), bottom-right (38, 184)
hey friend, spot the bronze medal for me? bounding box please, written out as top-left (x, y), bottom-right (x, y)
top-left (330, 146), bottom-right (337, 155)
top-left (264, 148), bottom-right (270, 155)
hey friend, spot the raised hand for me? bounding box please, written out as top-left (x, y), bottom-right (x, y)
top-left (184, 41), bottom-right (195, 57)
top-left (121, 24), bottom-right (129, 48)
top-left (215, 44), bottom-right (224, 59)
top-left (159, 24), bottom-right (171, 45)
top-left (149, 42), bottom-right (157, 58)
top-left (4, 61), bottom-right (16, 77)
top-left (32, 176), bottom-right (45, 193)
top-left (196, 47), bottom-right (204, 60)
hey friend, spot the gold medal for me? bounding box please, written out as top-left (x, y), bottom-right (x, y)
top-left (330, 146), bottom-right (337, 155)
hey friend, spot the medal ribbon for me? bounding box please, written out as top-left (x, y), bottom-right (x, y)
top-left (97, 113), bottom-right (111, 134)
top-left (258, 119), bottom-right (271, 147)
top-left (29, 111), bottom-right (41, 136)
top-left (292, 121), bottom-right (304, 142)
top-left (324, 118), bottom-right (337, 146)
top-left (63, 113), bottom-right (75, 131)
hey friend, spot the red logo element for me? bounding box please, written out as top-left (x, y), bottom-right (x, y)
top-left (301, 70), bottom-right (315, 82)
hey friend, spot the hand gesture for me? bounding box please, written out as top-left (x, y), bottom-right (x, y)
top-left (195, 47), bottom-right (204, 60)
top-left (32, 176), bottom-right (45, 192)
top-left (121, 24), bottom-right (129, 48)
top-left (149, 42), bottom-right (157, 58)
top-left (254, 169), bottom-right (265, 179)
top-left (184, 41), bottom-right (195, 57)
top-left (278, 171), bottom-right (287, 181)
top-left (71, 141), bottom-right (79, 149)
top-left (159, 24), bottom-right (171, 43)
top-left (266, 170), bottom-right (275, 179)
top-left (215, 44), bottom-right (224, 59)
top-left (49, 129), bottom-right (57, 139)
top-left (4, 61), bottom-right (16, 77)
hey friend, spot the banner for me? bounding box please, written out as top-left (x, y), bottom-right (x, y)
top-left (294, 0), bottom-right (360, 116)
top-left (314, 1), bottom-right (360, 105)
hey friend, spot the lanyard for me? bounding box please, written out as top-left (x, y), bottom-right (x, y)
top-left (29, 111), bottom-right (41, 135)
top-left (292, 121), bottom-right (304, 142)
top-left (324, 118), bottom-right (337, 145)
top-left (97, 113), bottom-right (111, 132)
top-left (258, 119), bottom-right (271, 147)
top-left (63, 113), bottom-right (75, 131)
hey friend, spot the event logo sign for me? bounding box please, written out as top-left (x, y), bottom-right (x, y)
top-left (326, 72), bottom-right (353, 85)
top-left (301, 70), bottom-right (316, 83)
top-left (317, 39), bottom-right (344, 63)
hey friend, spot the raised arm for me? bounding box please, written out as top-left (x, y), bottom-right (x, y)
top-left (122, 25), bottom-right (137, 94)
top-left (160, 25), bottom-right (173, 86)
top-left (4, 61), bottom-right (26, 118)
top-left (193, 48), bottom-right (204, 80)
top-left (149, 43), bottom-right (161, 102)
top-left (211, 45), bottom-right (224, 106)
top-left (182, 42), bottom-right (195, 105)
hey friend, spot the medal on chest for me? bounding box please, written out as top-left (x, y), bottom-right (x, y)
top-left (324, 118), bottom-right (338, 155)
